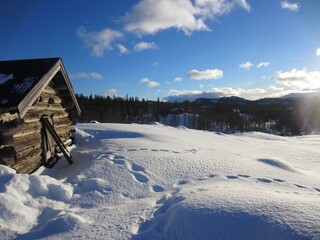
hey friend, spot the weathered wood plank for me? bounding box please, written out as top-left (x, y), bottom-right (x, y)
top-left (13, 122), bottom-right (41, 138)
top-left (38, 92), bottom-right (62, 104)
top-left (24, 110), bottom-right (68, 123)
top-left (42, 85), bottom-right (56, 95)
top-left (16, 144), bottom-right (41, 161)
top-left (29, 102), bottom-right (65, 111)
top-left (13, 133), bottom-right (41, 152)
top-left (13, 154), bottom-right (42, 174)
top-left (0, 112), bottom-right (20, 122)
top-left (53, 116), bottom-right (72, 126)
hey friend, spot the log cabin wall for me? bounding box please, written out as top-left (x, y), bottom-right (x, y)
top-left (0, 58), bottom-right (81, 174)
top-left (0, 85), bottom-right (73, 174)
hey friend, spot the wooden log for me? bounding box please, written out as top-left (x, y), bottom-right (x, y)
top-left (13, 153), bottom-right (42, 174)
top-left (57, 128), bottom-right (71, 137)
top-left (0, 112), bottom-right (19, 122)
top-left (29, 102), bottom-right (65, 111)
top-left (13, 133), bottom-right (41, 152)
top-left (58, 132), bottom-right (71, 141)
top-left (42, 86), bottom-right (56, 95)
top-left (38, 92), bottom-right (62, 104)
top-left (16, 144), bottom-right (41, 161)
top-left (53, 116), bottom-right (72, 126)
top-left (13, 122), bottom-right (41, 138)
top-left (55, 123), bottom-right (72, 131)
top-left (64, 139), bottom-right (72, 147)
top-left (24, 110), bottom-right (69, 123)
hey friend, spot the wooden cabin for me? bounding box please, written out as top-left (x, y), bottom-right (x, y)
top-left (0, 58), bottom-right (81, 173)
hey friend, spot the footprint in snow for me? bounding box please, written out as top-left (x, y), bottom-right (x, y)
top-left (130, 163), bottom-right (145, 172)
top-left (314, 188), bottom-right (320, 192)
top-left (152, 185), bottom-right (165, 192)
top-left (131, 172), bottom-right (149, 183)
top-left (294, 184), bottom-right (307, 189)
top-left (178, 180), bottom-right (188, 185)
top-left (112, 159), bottom-right (126, 165)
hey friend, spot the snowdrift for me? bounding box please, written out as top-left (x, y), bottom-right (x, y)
top-left (0, 123), bottom-right (319, 239)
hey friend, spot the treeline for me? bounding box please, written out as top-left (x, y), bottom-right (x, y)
top-left (76, 94), bottom-right (320, 136)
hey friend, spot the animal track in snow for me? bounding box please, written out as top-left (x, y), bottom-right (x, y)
top-left (226, 175), bottom-right (239, 180)
top-left (294, 184), bottom-right (307, 189)
top-left (208, 174), bottom-right (217, 178)
top-left (238, 174), bottom-right (250, 178)
top-left (273, 178), bottom-right (285, 183)
top-left (128, 149), bottom-right (138, 152)
top-left (256, 178), bottom-right (273, 183)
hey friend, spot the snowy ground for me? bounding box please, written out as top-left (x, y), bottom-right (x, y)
top-left (1, 123), bottom-right (320, 239)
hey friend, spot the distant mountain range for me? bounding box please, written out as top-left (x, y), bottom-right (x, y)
top-left (191, 91), bottom-right (320, 105)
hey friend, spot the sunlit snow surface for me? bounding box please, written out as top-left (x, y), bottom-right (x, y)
top-left (0, 123), bottom-right (320, 239)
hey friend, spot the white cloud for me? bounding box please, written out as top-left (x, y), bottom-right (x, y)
top-left (316, 48), bottom-right (320, 56)
top-left (275, 69), bottom-right (320, 90)
top-left (211, 87), bottom-right (243, 96)
top-left (76, 26), bottom-right (123, 57)
top-left (117, 44), bottom-right (129, 55)
top-left (166, 86), bottom-right (268, 102)
top-left (134, 42), bottom-right (158, 52)
top-left (239, 61), bottom-right (253, 70)
top-left (256, 61), bottom-right (270, 68)
top-left (187, 69), bottom-right (223, 80)
top-left (101, 88), bottom-right (118, 97)
top-left (174, 77), bottom-right (183, 82)
top-left (281, 1), bottom-right (300, 12)
top-left (69, 72), bottom-right (102, 79)
top-left (166, 89), bottom-right (225, 102)
top-left (195, 0), bottom-right (251, 17)
top-left (268, 85), bottom-right (284, 91)
top-left (139, 78), bottom-right (150, 84)
top-left (210, 87), bottom-right (265, 96)
top-left (123, 0), bottom-right (250, 35)
top-left (139, 77), bottom-right (160, 87)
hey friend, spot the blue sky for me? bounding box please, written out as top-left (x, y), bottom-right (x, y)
top-left (1, 0), bottom-right (320, 101)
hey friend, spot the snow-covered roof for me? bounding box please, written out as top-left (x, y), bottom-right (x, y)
top-left (0, 58), bottom-right (81, 117)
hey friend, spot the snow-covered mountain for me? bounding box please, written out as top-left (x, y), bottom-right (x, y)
top-left (0, 123), bottom-right (319, 239)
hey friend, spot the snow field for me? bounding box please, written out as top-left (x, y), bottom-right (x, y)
top-left (0, 123), bottom-right (319, 239)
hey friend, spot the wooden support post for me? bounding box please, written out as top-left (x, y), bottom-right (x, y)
top-left (40, 117), bottom-right (73, 165)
